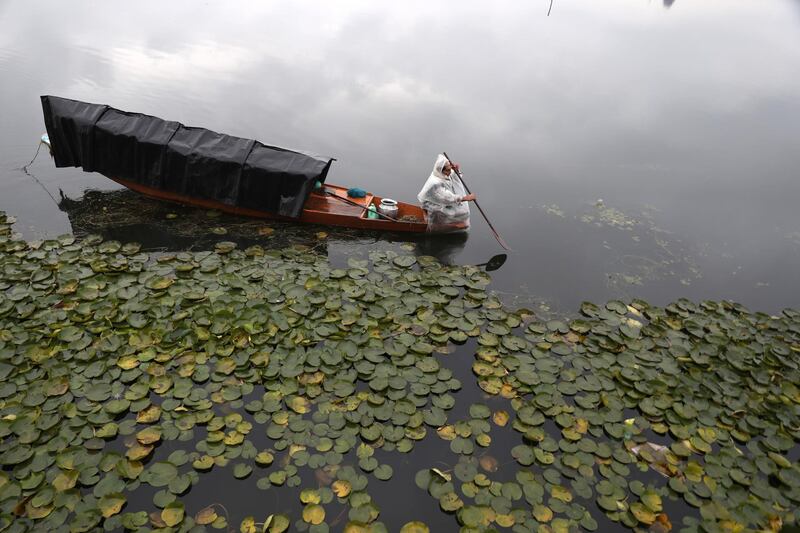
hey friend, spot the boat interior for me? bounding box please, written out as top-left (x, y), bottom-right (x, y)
top-left (310, 185), bottom-right (426, 223)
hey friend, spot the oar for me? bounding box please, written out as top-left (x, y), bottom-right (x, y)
top-left (442, 152), bottom-right (511, 251)
top-left (477, 253), bottom-right (508, 272)
top-left (321, 188), bottom-right (403, 223)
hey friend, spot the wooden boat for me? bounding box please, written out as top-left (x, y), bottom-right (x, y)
top-left (40, 95), bottom-right (466, 234)
top-left (110, 177), bottom-right (468, 233)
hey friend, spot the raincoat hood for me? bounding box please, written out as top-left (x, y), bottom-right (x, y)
top-left (431, 153), bottom-right (450, 180)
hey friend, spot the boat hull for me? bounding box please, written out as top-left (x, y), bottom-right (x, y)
top-left (110, 177), bottom-right (467, 234)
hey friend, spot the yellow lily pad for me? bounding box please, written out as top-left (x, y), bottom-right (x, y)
top-left (195, 506), bottom-right (218, 525)
top-left (240, 516), bottom-right (256, 533)
top-left (99, 493), bottom-right (126, 518)
top-left (136, 427), bottom-right (161, 445)
top-left (332, 479), bottom-right (352, 498)
top-left (52, 470), bottom-right (79, 491)
top-left (117, 355), bottom-right (139, 370)
top-left (533, 504), bottom-right (553, 522)
top-left (492, 410), bottom-right (509, 427)
top-left (630, 502), bottom-right (656, 525)
top-left (400, 522), bottom-right (430, 533)
top-left (136, 404), bottom-right (161, 423)
top-left (288, 396), bottom-right (311, 414)
top-left (255, 451), bottom-right (274, 466)
top-left (551, 485), bottom-right (572, 502)
top-left (161, 502), bottom-right (184, 527)
top-left (125, 443), bottom-right (153, 461)
top-left (300, 489), bottom-right (321, 504)
top-left (302, 504), bottom-right (325, 525)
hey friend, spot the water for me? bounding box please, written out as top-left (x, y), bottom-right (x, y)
top-left (1, 1), bottom-right (800, 530)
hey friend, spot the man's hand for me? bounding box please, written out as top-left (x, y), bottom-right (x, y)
top-left (461, 193), bottom-right (476, 202)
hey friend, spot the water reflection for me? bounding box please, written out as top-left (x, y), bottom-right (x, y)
top-left (414, 232), bottom-right (469, 266)
top-left (56, 188), bottom-right (475, 267)
top-left (58, 188), bottom-right (341, 252)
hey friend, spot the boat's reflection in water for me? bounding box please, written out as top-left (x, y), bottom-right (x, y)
top-left (413, 231), bottom-right (469, 266)
top-left (58, 188), bottom-right (472, 267)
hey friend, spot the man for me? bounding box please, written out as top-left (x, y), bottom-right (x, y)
top-left (417, 154), bottom-right (476, 231)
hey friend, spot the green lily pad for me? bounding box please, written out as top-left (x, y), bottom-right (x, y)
top-left (439, 492), bottom-right (463, 512)
top-left (233, 463), bottom-right (252, 479)
top-left (1, 445), bottom-right (33, 465)
top-left (265, 514), bottom-right (291, 532)
top-left (374, 464), bottom-right (393, 481)
top-left (145, 276), bottom-right (174, 290)
top-left (144, 462), bottom-right (178, 487)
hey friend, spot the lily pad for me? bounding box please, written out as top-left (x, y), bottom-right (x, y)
top-left (161, 501), bottom-right (184, 527)
top-left (400, 522), bottom-right (430, 533)
top-left (99, 493), bottom-right (126, 518)
top-left (233, 463), bottom-right (253, 479)
top-left (302, 504), bottom-right (325, 525)
top-left (145, 462), bottom-right (178, 487)
top-left (195, 506), bottom-right (218, 525)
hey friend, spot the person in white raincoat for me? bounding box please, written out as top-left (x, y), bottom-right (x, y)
top-left (417, 154), bottom-right (476, 231)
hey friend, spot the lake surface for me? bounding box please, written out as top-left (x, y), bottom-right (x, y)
top-left (1, 0), bottom-right (799, 314)
top-left (1, 2), bottom-right (800, 531)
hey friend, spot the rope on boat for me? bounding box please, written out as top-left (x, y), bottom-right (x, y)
top-left (17, 140), bottom-right (60, 208)
top-left (21, 140), bottom-right (43, 174)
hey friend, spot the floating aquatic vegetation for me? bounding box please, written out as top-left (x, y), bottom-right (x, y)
top-left (540, 200), bottom-right (704, 293)
top-left (606, 272), bottom-right (644, 288)
top-left (1, 210), bottom-right (799, 532)
top-left (587, 203), bottom-right (703, 291)
top-left (578, 201), bottom-right (656, 239)
top-left (478, 299), bottom-right (800, 531)
top-left (580, 203), bottom-right (638, 231)
top-left (541, 205), bottom-right (565, 218)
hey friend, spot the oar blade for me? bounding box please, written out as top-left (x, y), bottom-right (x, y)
top-left (484, 253), bottom-right (508, 272)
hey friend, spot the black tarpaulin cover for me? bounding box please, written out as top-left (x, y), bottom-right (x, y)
top-left (41, 95), bottom-right (333, 218)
